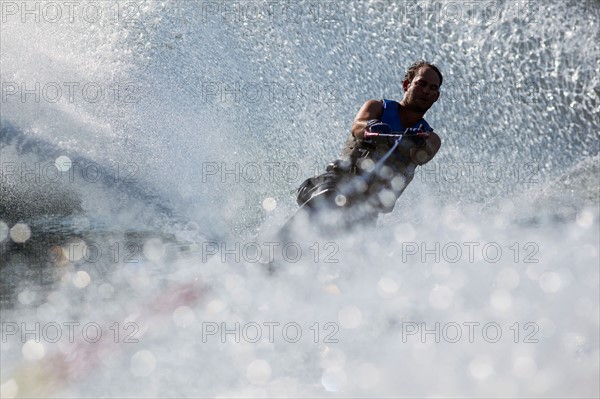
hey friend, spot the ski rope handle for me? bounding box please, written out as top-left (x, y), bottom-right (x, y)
top-left (362, 127), bottom-right (420, 185)
top-left (334, 128), bottom-right (416, 204)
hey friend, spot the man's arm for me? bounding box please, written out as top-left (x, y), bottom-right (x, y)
top-left (351, 99), bottom-right (384, 140)
top-left (352, 99), bottom-right (441, 165)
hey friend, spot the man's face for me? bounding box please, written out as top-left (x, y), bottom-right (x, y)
top-left (402, 66), bottom-right (441, 113)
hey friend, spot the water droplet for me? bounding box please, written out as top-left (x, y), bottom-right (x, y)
top-left (338, 305), bottom-right (362, 329)
top-left (469, 356), bottom-right (494, 380)
top-left (576, 209), bottom-right (594, 229)
top-left (143, 239), bottom-right (165, 261)
top-left (495, 268), bottom-right (520, 290)
top-left (512, 356), bottom-right (537, 379)
top-left (18, 289), bottom-right (36, 305)
top-left (323, 284), bottom-right (340, 295)
top-left (378, 189), bottom-right (396, 208)
top-left (262, 197), bottom-right (277, 211)
top-left (539, 272), bottom-right (562, 293)
top-left (98, 283), bottom-right (114, 298)
top-left (428, 285), bottom-right (454, 310)
top-left (206, 300), bottom-right (226, 314)
top-left (172, 306), bottom-right (195, 327)
top-left (63, 238), bottom-right (87, 262)
top-left (377, 277), bottom-right (399, 296)
top-left (72, 271), bottom-right (91, 289)
top-left (490, 289), bottom-right (512, 311)
top-left (321, 366), bottom-right (347, 392)
top-left (22, 340), bottom-right (45, 361)
top-left (334, 195), bottom-right (347, 206)
top-left (55, 155), bottom-right (72, 172)
top-left (10, 223), bottom-right (31, 243)
top-left (246, 359), bottom-right (272, 385)
top-left (130, 350), bottom-right (156, 377)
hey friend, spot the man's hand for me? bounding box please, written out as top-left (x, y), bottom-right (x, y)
top-left (404, 130), bottom-right (429, 148)
top-left (408, 131), bottom-right (441, 165)
top-left (363, 120), bottom-right (393, 142)
top-left (366, 120), bottom-right (392, 133)
top-left (403, 127), bottom-right (425, 135)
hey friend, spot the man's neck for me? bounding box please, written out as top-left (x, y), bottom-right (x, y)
top-left (398, 102), bottom-right (425, 128)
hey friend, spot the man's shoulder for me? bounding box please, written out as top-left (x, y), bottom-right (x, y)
top-left (381, 98), bottom-right (399, 107)
top-left (364, 99), bottom-right (384, 106)
top-left (359, 99), bottom-right (385, 114)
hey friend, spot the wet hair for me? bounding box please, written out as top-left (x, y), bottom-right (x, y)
top-left (404, 60), bottom-right (443, 87)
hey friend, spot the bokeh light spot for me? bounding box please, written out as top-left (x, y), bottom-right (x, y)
top-left (130, 350), bottom-right (156, 377)
top-left (9, 223), bottom-right (31, 243)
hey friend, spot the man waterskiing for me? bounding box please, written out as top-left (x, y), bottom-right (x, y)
top-left (291, 60), bottom-right (443, 232)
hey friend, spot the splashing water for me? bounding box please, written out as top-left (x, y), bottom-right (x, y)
top-left (1, 0), bottom-right (598, 397)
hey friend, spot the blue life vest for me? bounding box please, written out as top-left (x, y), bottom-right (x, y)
top-left (380, 99), bottom-right (433, 132)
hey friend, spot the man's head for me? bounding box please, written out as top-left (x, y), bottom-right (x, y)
top-left (401, 60), bottom-right (442, 113)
